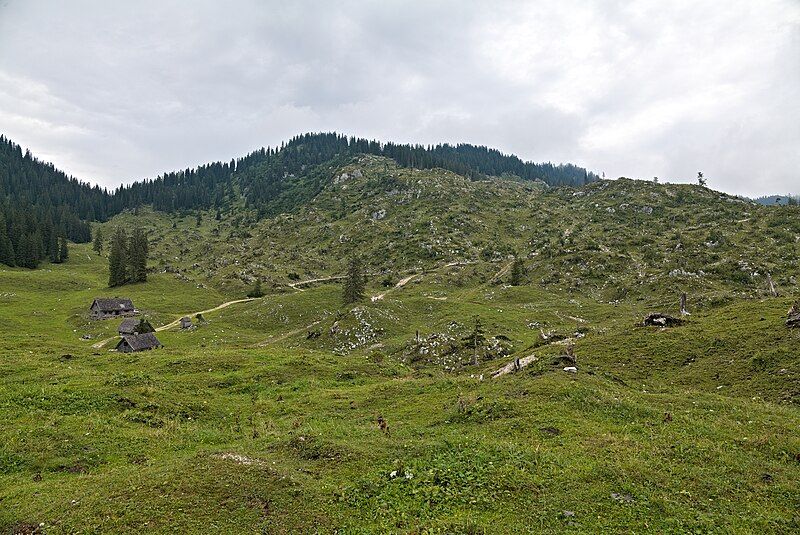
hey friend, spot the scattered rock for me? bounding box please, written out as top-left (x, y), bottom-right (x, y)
top-left (563, 366), bottom-right (577, 373)
top-left (213, 452), bottom-right (267, 467)
top-left (643, 312), bottom-right (684, 327)
top-left (611, 492), bottom-right (635, 503)
top-left (539, 426), bottom-right (561, 436)
top-left (761, 473), bottom-right (774, 484)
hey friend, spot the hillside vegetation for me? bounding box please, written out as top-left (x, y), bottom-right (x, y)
top-left (0, 133), bottom-right (596, 268)
top-left (0, 144), bottom-right (798, 533)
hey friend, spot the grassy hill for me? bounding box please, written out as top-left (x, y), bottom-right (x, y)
top-left (106, 156), bottom-right (799, 305)
top-left (1, 155), bottom-right (799, 533)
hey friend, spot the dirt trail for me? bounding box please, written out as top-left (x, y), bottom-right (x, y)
top-left (90, 297), bottom-right (261, 349)
top-left (288, 275), bottom-right (345, 291)
top-left (253, 320), bottom-right (321, 347)
top-left (371, 260), bottom-right (472, 301)
top-left (156, 298), bottom-right (260, 331)
top-left (372, 273), bottom-right (421, 301)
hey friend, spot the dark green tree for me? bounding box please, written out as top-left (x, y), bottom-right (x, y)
top-left (48, 230), bottom-right (60, 263)
top-left (247, 279), bottom-right (264, 298)
top-left (463, 316), bottom-right (486, 365)
top-left (342, 255), bottom-right (365, 304)
top-left (510, 257), bottom-right (526, 286)
top-left (15, 233), bottom-right (29, 268)
top-left (108, 227), bottom-right (129, 287)
top-left (58, 236), bottom-right (68, 263)
top-left (93, 227), bottom-right (104, 254)
top-left (697, 172), bottom-right (707, 187)
top-left (128, 227), bottom-right (148, 283)
top-left (135, 318), bottom-right (155, 333)
top-left (0, 225), bottom-right (14, 267)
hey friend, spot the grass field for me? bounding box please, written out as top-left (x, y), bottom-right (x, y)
top-left (1, 240), bottom-right (798, 534)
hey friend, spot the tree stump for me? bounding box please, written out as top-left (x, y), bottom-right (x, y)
top-left (680, 292), bottom-right (690, 316)
top-left (767, 272), bottom-right (779, 297)
top-left (788, 301), bottom-right (800, 328)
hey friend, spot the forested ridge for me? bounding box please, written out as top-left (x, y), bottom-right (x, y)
top-left (0, 132), bottom-right (597, 267)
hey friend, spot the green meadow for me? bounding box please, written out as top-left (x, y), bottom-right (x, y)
top-left (1, 236), bottom-right (798, 533)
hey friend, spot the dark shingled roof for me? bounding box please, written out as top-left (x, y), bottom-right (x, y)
top-left (92, 298), bottom-right (134, 312)
top-left (116, 332), bottom-right (162, 351)
top-left (118, 318), bottom-right (139, 334)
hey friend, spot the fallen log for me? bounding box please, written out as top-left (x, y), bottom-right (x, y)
top-left (491, 354), bottom-right (539, 378)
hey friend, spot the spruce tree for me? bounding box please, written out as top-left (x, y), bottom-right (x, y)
top-left (247, 279), bottom-right (264, 298)
top-left (93, 227), bottom-right (104, 254)
top-left (697, 172), bottom-right (707, 187)
top-left (510, 258), bottom-right (526, 286)
top-left (48, 231), bottom-right (60, 263)
top-left (463, 316), bottom-right (486, 365)
top-left (58, 237), bottom-right (68, 263)
top-left (128, 227), bottom-right (148, 283)
top-left (135, 318), bottom-right (155, 333)
top-left (108, 227), bottom-right (129, 287)
top-left (0, 225), bottom-right (14, 267)
top-left (342, 255), bottom-right (365, 304)
top-left (15, 233), bottom-right (29, 267)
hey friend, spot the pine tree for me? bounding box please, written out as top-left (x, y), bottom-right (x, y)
top-left (108, 227), bottom-right (129, 287)
top-left (93, 227), bottom-right (104, 254)
top-left (15, 233), bottom-right (29, 268)
top-left (19, 234), bottom-right (40, 269)
top-left (128, 227), bottom-right (148, 283)
top-left (135, 318), bottom-right (155, 333)
top-left (342, 255), bottom-right (365, 304)
top-left (463, 316), bottom-right (486, 365)
top-left (0, 225), bottom-right (14, 267)
top-left (510, 257), bottom-right (526, 286)
top-left (48, 231), bottom-right (60, 263)
top-left (58, 237), bottom-right (68, 263)
top-left (247, 279), bottom-right (264, 298)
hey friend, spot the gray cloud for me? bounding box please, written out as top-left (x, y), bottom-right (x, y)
top-left (0, 0), bottom-right (797, 196)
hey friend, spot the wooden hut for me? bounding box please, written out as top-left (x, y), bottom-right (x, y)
top-left (90, 298), bottom-right (135, 319)
top-left (115, 332), bottom-right (162, 353)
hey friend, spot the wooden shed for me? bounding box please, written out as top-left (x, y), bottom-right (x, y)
top-left (90, 298), bottom-right (135, 319)
top-left (115, 332), bottom-right (162, 353)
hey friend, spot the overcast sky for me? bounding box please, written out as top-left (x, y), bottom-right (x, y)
top-left (0, 1), bottom-right (798, 196)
